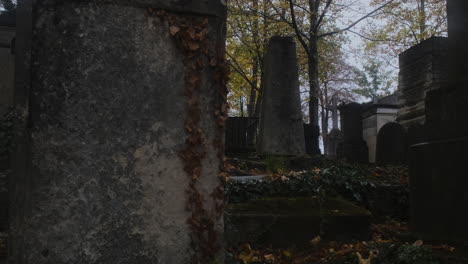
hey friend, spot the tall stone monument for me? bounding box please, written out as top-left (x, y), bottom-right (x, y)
top-left (337, 103), bottom-right (368, 163)
top-left (409, 0), bottom-right (468, 242)
top-left (10, 1), bottom-right (228, 263)
top-left (325, 96), bottom-right (343, 158)
top-left (397, 37), bottom-right (448, 130)
top-left (257, 36), bottom-right (306, 156)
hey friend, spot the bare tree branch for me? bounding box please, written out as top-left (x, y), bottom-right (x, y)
top-left (319, 0), bottom-right (394, 38)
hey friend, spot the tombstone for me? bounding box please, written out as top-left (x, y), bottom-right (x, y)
top-left (406, 123), bottom-right (427, 146)
top-left (257, 36), bottom-right (306, 156)
top-left (375, 122), bottom-right (407, 165)
top-left (0, 11), bottom-right (15, 239)
top-left (337, 103), bottom-right (368, 163)
top-left (362, 94), bottom-right (398, 163)
top-left (10, 1), bottom-right (227, 263)
top-left (0, 12), bottom-right (15, 115)
top-left (326, 128), bottom-right (343, 158)
top-left (325, 96), bottom-right (343, 157)
top-left (397, 36), bottom-right (448, 131)
top-left (409, 0), bottom-right (468, 242)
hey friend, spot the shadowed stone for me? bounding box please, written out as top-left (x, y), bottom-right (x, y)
top-left (397, 37), bottom-right (448, 130)
top-left (376, 122), bottom-right (407, 165)
top-left (409, 0), bottom-right (468, 242)
top-left (257, 37), bottom-right (306, 156)
top-left (10, 1), bottom-right (227, 263)
top-left (225, 197), bottom-right (371, 247)
top-left (337, 103), bottom-right (368, 163)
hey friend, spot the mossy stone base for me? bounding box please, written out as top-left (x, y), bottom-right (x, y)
top-left (225, 197), bottom-right (371, 247)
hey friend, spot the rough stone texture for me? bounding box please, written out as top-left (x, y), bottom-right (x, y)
top-left (0, 16), bottom-right (15, 234)
top-left (409, 0), bottom-right (468, 242)
top-left (10, 1), bottom-right (226, 263)
top-left (257, 37), bottom-right (306, 156)
top-left (337, 103), bottom-right (368, 163)
top-left (375, 122), bottom-right (407, 165)
top-left (362, 95), bottom-right (398, 163)
top-left (397, 37), bottom-right (448, 130)
top-left (410, 138), bottom-right (468, 242)
top-left (0, 18), bottom-right (15, 115)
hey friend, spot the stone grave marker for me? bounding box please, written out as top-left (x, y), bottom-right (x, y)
top-left (257, 36), bottom-right (306, 156)
top-left (10, 1), bottom-right (228, 263)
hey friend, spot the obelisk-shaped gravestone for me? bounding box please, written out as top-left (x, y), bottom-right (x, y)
top-left (257, 36), bottom-right (306, 156)
top-left (10, 1), bottom-right (227, 263)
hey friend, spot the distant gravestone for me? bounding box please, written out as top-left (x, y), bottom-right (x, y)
top-left (326, 96), bottom-right (343, 157)
top-left (326, 129), bottom-right (344, 158)
top-left (337, 103), bottom-right (368, 162)
top-left (376, 122), bottom-right (407, 165)
top-left (257, 36), bottom-right (306, 156)
top-left (10, 1), bottom-right (227, 263)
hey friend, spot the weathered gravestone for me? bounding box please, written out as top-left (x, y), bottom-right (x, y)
top-left (257, 36), bottom-right (306, 156)
top-left (337, 103), bottom-right (368, 163)
top-left (397, 37), bottom-right (448, 131)
top-left (376, 122), bottom-right (407, 165)
top-left (326, 96), bottom-right (343, 158)
top-left (10, 1), bottom-right (227, 263)
top-left (0, 12), bottom-right (15, 234)
top-left (0, 12), bottom-right (15, 116)
top-left (409, 0), bottom-right (468, 242)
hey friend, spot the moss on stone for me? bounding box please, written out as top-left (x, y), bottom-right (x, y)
top-left (226, 196), bottom-right (371, 217)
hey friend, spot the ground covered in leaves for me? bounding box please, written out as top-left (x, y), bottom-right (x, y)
top-left (225, 155), bottom-right (465, 264)
top-left (226, 156), bottom-right (409, 219)
top-left (226, 219), bottom-right (459, 264)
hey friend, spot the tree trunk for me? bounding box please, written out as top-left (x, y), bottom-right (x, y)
top-left (419, 0), bottom-right (426, 39)
top-left (308, 0), bottom-right (320, 127)
top-left (308, 37), bottom-right (320, 127)
top-left (247, 0), bottom-right (260, 118)
top-left (321, 110), bottom-right (329, 155)
top-left (240, 96), bottom-right (244, 117)
top-left (247, 61), bottom-right (258, 117)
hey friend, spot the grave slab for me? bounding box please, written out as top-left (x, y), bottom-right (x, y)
top-left (225, 197), bottom-right (371, 247)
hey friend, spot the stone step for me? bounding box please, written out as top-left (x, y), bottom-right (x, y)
top-left (225, 196), bottom-right (371, 248)
top-left (229, 175), bottom-right (269, 182)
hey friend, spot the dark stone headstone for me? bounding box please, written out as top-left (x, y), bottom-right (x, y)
top-left (326, 128), bottom-right (343, 158)
top-left (10, 1), bottom-right (227, 263)
top-left (0, 13), bottom-right (15, 116)
top-left (406, 123), bottom-right (427, 146)
top-left (257, 36), bottom-right (306, 156)
top-left (337, 103), bottom-right (368, 162)
top-left (397, 37), bottom-right (448, 130)
top-left (376, 122), bottom-right (407, 165)
top-left (409, 0), bottom-right (468, 242)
